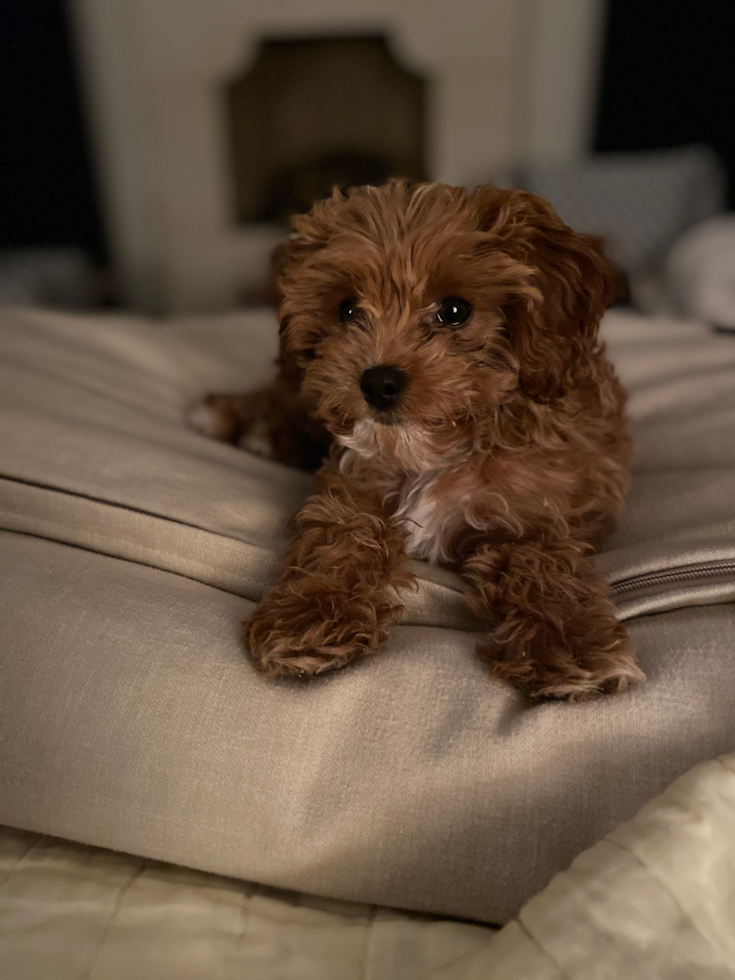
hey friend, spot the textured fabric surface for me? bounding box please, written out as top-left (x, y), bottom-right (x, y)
top-left (0, 825), bottom-right (494, 980)
top-left (666, 215), bottom-right (735, 329)
top-left (456, 751), bottom-right (735, 978)
top-left (1, 306), bottom-right (735, 924)
top-left (4, 753), bottom-right (735, 978)
top-left (1, 307), bottom-right (735, 620)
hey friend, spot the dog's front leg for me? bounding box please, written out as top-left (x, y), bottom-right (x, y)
top-left (461, 535), bottom-right (644, 701)
top-left (245, 468), bottom-right (414, 677)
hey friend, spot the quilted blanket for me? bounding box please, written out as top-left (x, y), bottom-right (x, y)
top-left (2, 751), bottom-right (735, 977)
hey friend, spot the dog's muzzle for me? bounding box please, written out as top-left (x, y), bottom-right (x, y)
top-left (360, 365), bottom-right (407, 411)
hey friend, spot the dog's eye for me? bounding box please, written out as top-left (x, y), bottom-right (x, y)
top-left (436, 296), bottom-right (472, 327)
top-left (339, 299), bottom-right (360, 323)
top-left (436, 297), bottom-right (472, 328)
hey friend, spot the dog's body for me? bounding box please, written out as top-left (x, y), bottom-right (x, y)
top-left (194, 182), bottom-right (644, 700)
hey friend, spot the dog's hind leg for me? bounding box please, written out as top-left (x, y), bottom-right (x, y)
top-left (187, 373), bottom-right (332, 471)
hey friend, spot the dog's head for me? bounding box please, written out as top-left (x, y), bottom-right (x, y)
top-left (278, 182), bottom-right (619, 472)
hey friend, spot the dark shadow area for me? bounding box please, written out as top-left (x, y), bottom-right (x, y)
top-left (0, 0), bottom-right (107, 262)
top-left (595, 0), bottom-right (735, 207)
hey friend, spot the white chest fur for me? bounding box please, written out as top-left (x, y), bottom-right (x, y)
top-left (388, 468), bottom-right (523, 563)
top-left (390, 471), bottom-right (461, 564)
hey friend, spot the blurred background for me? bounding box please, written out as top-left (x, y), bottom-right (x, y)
top-left (1, 0), bottom-right (734, 324)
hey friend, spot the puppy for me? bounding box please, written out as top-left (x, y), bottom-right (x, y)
top-left (193, 182), bottom-right (644, 700)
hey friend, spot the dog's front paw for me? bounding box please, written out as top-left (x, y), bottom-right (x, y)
top-left (479, 617), bottom-right (645, 702)
top-left (244, 580), bottom-right (403, 678)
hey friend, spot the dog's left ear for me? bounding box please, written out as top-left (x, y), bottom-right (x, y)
top-left (472, 186), bottom-right (621, 402)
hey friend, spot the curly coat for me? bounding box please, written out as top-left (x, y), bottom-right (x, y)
top-left (197, 182), bottom-right (644, 700)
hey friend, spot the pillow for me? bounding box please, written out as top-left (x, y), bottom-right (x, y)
top-left (1, 306), bottom-right (734, 923)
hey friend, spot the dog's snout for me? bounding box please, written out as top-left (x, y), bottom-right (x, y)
top-left (360, 365), bottom-right (407, 410)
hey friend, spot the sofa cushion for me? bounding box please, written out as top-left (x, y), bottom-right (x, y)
top-left (1, 306), bottom-right (735, 923)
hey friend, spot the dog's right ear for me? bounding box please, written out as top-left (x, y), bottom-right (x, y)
top-left (259, 234), bottom-right (305, 309)
top-left (273, 188), bottom-right (358, 376)
top-left (270, 193), bottom-right (345, 314)
top-left (271, 216), bottom-right (337, 383)
top-left (272, 183), bottom-right (350, 292)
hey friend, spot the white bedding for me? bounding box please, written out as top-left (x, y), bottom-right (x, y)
top-left (3, 750), bottom-right (735, 978)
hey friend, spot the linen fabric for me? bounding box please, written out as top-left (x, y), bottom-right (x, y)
top-left (1, 306), bottom-right (734, 923)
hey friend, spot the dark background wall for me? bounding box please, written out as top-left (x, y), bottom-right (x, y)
top-left (0, 0), bottom-right (107, 262)
top-left (595, 0), bottom-right (735, 207)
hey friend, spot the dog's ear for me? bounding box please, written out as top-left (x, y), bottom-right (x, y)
top-left (260, 186), bottom-right (349, 311)
top-left (270, 192), bottom-right (348, 384)
top-left (472, 186), bottom-right (621, 402)
top-left (268, 234), bottom-right (314, 386)
top-left (260, 234), bottom-right (316, 313)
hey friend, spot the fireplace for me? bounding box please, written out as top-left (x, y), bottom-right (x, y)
top-left (226, 35), bottom-right (426, 226)
top-left (70, 0), bottom-right (604, 313)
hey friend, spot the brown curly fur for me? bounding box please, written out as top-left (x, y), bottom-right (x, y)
top-left (194, 181), bottom-right (644, 701)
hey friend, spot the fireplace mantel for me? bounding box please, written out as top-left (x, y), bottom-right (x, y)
top-left (71, 0), bottom-right (604, 313)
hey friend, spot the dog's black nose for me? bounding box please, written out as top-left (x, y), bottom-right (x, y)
top-left (360, 365), bottom-right (407, 410)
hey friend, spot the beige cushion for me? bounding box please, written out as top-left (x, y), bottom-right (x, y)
top-left (1, 306), bottom-right (734, 924)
